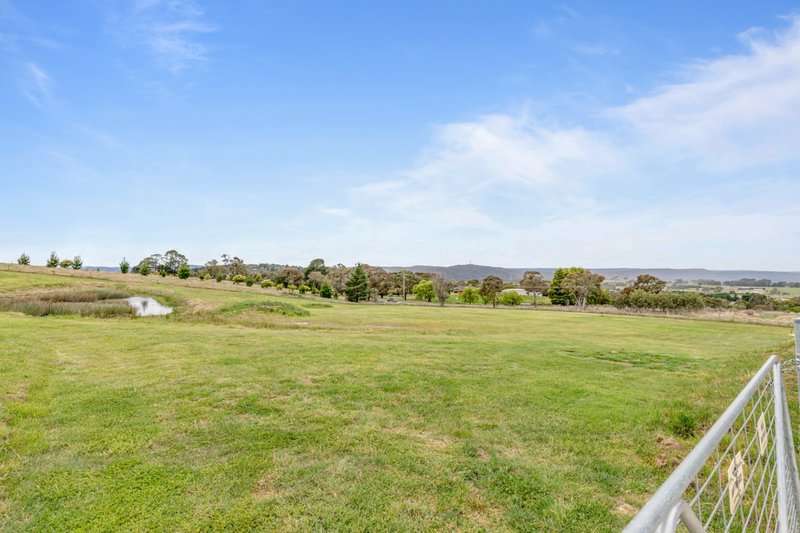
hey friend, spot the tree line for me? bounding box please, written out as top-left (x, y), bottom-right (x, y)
top-left (17, 249), bottom-right (798, 313)
top-left (18, 252), bottom-right (83, 270)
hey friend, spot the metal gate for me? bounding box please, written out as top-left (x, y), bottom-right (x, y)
top-left (625, 319), bottom-right (800, 532)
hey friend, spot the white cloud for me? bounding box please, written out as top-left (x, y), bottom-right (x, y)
top-left (107, 0), bottom-right (216, 74)
top-left (613, 15), bottom-right (800, 171)
top-left (18, 62), bottom-right (53, 107)
top-left (325, 16), bottom-right (800, 268)
top-left (351, 111), bottom-right (624, 237)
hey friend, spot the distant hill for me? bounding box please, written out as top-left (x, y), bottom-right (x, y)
top-left (382, 264), bottom-right (800, 283)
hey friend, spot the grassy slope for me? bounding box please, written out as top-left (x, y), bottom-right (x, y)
top-left (0, 269), bottom-right (795, 531)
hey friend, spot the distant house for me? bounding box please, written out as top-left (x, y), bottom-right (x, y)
top-left (503, 288), bottom-right (527, 296)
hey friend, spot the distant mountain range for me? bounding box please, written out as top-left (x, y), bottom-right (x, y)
top-left (84, 263), bottom-right (800, 283)
top-left (381, 264), bottom-right (800, 283)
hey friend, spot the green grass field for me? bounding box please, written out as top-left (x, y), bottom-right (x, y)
top-left (0, 269), bottom-right (795, 531)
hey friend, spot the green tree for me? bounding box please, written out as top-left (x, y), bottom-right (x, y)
top-left (344, 264), bottom-right (370, 302)
top-left (459, 285), bottom-right (481, 304)
top-left (548, 267), bottom-right (585, 305)
top-left (480, 275), bottom-right (504, 308)
top-left (17, 253), bottom-right (30, 265)
top-left (140, 262), bottom-right (150, 276)
top-left (46, 251), bottom-right (59, 268)
top-left (177, 263), bottom-right (191, 279)
top-left (500, 291), bottom-right (524, 306)
top-left (587, 286), bottom-right (612, 305)
top-left (562, 270), bottom-right (604, 308)
top-left (319, 282), bottom-right (334, 299)
top-left (59, 259), bottom-right (73, 269)
top-left (304, 258), bottom-right (328, 278)
top-left (231, 274), bottom-right (246, 285)
top-left (519, 271), bottom-right (549, 307)
top-left (623, 274), bottom-right (667, 295)
top-left (215, 272), bottom-right (224, 283)
top-left (412, 280), bottom-right (435, 302)
top-left (71, 256), bottom-right (83, 270)
top-left (393, 271), bottom-right (419, 301)
top-left (202, 259), bottom-right (226, 280)
top-left (162, 250), bottom-right (188, 275)
top-left (119, 258), bottom-right (130, 274)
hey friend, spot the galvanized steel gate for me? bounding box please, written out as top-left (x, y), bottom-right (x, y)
top-left (625, 319), bottom-right (800, 533)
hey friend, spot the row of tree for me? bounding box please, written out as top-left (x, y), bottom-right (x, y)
top-left (18, 252), bottom-right (83, 270)
top-left (20, 249), bottom-right (789, 313)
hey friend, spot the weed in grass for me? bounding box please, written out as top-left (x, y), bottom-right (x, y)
top-left (302, 302), bottom-right (334, 309)
top-left (217, 301), bottom-right (310, 317)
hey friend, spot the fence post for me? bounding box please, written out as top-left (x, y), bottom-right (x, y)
top-left (775, 364), bottom-right (791, 533)
top-left (795, 318), bottom-right (800, 408)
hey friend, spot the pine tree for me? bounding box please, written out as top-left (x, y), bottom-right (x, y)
top-left (72, 255), bottom-right (83, 270)
top-left (344, 264), bottom-right (370, 302)
top-left (17, 253), bottom-right (30, 265)
top-left (319, 282), bottom-right (334, 299)
top-left (119, 258), bottom-right (130, 274)
top-left (46, 251), bottom-right (59, 268)
top-left (177, 262), bottom-right (191, 279)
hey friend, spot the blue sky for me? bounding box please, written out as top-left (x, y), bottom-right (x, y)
top-left (2, 1), bottom-right (799, 269)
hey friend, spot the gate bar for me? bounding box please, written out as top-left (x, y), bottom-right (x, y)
top-left (624, 355), bottom-right (780, 532)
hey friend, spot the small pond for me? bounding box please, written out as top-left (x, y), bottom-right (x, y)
top-left (125, 297), bottom-right (173, 317)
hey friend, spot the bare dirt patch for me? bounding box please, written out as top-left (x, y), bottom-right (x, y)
top-left (655, 435), bottom-right (684, 468)
top-left (253, 475), bottom-right (279, 500)
top-left (614, 500), bottom-right (638, 517)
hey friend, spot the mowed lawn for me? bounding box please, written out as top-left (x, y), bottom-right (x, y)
top-left (0, 270), bottom-right (794, 531)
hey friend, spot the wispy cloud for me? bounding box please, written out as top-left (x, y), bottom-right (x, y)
top-left (106, 0), bottom-right (216, 74)
top-left (18, 62), bottom-right (53, 108)
top-left (319, 208), bottom-right (352, 218)
top-left (320, 16), bottom-right (800, 268)
top-left (613, 15), bottom-right (800, 171)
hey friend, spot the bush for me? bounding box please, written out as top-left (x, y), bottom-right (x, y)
top-left (245, 276), bottom-right (255, 287)
top-left (298, 284), bottom-right (309, 294)
top-left (159, 269), bottom-right (168, 277)
top-left (412, 280), bottom-right (435, 302)
top-left (59, 259), bottom-right (73, 269)
top-left (231, 274), bottom-right (246, 285)
top-left (587, 287), bottom-right (611, 305)
top-left (458, 286), bottom-right (481, 304)
top-left (500, 291), bottom-right (524, 306)
top-left (177, 263), bottom-right (191, 279)
top-left (615, 290), bottom-right (706, 312)
top-left (119, 258), bottom-right (130, 274)
top-left (71, 256), bottom-right (83, 270)
top-left (17, 253), bottom-right (31, 265)
top-left (216, 273), bottom-right (224, 283)
top-left (320, 283), bottom-right (334, 298)
top-left (140, 263), bottom-right (150, 276)
top-left (260, 279), bottom-right (274, 288)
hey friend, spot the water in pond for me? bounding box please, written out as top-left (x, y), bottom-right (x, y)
top-left (125, 297), bottom-right (173, 317)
